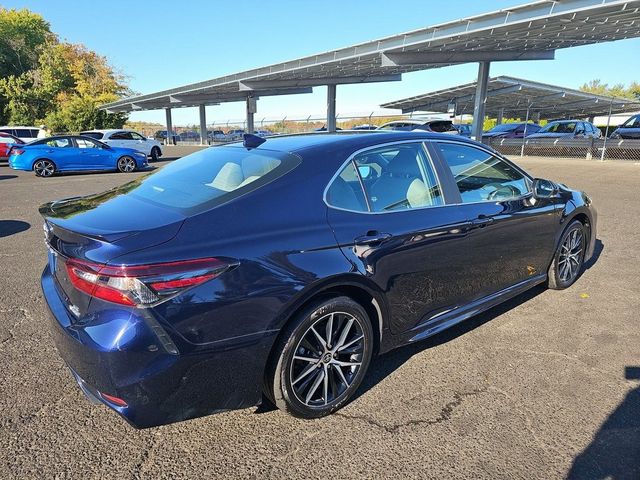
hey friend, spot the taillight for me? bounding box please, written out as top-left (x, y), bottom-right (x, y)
top-left (65, 257), bottom-right (232, 307)
top-left (11, 148), bottom-right (24, 155)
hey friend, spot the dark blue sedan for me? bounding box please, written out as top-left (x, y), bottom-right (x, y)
top-left (9, 135), bottom-right (148, 177)
top-left (40, 132), bottom-right (597, 427)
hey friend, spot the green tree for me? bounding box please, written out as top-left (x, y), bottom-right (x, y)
top-left (580, 79), bottom-right (639, 100)
top-left (0, 8), bottom-right (52, 78)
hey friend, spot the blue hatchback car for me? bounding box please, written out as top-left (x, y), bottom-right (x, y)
top-left (9, 135), bottom-right (148, 177)
top-left (40, 132), bottom-right (597, 428)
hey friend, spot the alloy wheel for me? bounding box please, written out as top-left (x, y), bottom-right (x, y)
top-left (34, 160), bottom-right (55, 177)
top-left (290, 311), bottom-right (366, 407)
top-left (558, 228), bottom-right (584, 283)
top-left (118, 156), bottom-right (136, 172)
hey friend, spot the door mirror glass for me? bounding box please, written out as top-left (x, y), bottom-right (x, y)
top-left (357, 165), bottom-right (372, 179)
top-left (533, 178), bottom-right (557, 198)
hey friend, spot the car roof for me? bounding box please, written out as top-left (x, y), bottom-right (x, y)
top-left (80, 129), bottom-right (127, 134)
top-left (0, 125), bottom-right (43, 129)
top-left (223, 130), bottom-right (478, 154)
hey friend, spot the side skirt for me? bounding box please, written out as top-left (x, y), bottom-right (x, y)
top-left (386, 274), bottom-right (547, 350)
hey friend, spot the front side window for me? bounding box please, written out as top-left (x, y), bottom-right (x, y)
top-left (436, 143), bottom-right (529, 203)
top-left (327, 142), bottom-right (444, 212)
top-left (622, 115), bottom-right (640, 128)
top-left (75, 138), bottom-right (101, 149)
top-left (130, 132), bottom-right (146, 140)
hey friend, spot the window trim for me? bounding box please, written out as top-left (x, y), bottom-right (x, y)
top-left (323, 139), bottom-right (449, 215)
top-left (432, 139), bottom-right (534, 205)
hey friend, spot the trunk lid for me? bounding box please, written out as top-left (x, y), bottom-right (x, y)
top-left (40, 187), bottom-right (186, 317)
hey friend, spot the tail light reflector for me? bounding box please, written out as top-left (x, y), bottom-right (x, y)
top-left (65, 257), bottom-right (232, 307)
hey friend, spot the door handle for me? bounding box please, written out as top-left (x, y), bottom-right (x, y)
top-left (471, 215), bottom-right (494, 228)
top-left (354, 231), bottom-right (392, 245)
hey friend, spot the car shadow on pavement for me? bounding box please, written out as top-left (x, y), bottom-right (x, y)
top-left (584, 238), bottom-right (604, 270)
top-left (0, 220), bottom-right (30, 238)
top-left (0, 174), bottom-right (17, 180)
top-left (567, 366), bottom-right (640, 480)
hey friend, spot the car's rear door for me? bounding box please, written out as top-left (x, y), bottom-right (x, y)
top-left (326, 140), bottom-right (480, 334)
top-left (430, 140), bottom-right (560, 300)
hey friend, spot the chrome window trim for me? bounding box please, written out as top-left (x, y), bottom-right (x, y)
top-left (323, 139), bottom-right (447, 215)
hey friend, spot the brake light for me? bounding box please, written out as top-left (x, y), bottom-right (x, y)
top-left (99, 392), bottom-right (128, 408)
top-left (65, 257), bottom-right (232, 307)
top-left (11, 148), bottom-right (24, 155)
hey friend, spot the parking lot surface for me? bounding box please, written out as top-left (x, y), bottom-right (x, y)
top-left (1, 156), bottom-right (639, 479)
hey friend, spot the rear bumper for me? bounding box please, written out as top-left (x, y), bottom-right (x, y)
top-left (42, 265), bottom-right (277, 428)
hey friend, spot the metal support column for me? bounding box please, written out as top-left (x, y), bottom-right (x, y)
top-left (165, 108), bottom-right (174, 145)
top-left (496, 108), bottom-right (504, 125)
top-left (600, 100), bottom-right (614, 162)
top-left (246, 96), bottom-right (256, 134)
top-left (327, 84), bottom-right (337, 133)
top-left (521, 104), bottom-right (531, 157)
top-left (471, 61), bottom-right (490, 141)
top-left (199, 104), bottom-right (207, 145)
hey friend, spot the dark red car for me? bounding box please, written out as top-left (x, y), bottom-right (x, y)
top-left (0, 132), bottom-right (24, 160)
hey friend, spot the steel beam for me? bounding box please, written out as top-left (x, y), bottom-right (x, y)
top-left (497, 108), bottom-right (504, 125)
top-left (327, 84), bottom-right (337, 133)
top-left (381, 50), bottom-right (555, 66)
top-left (238, 75), bottom-right (401, 91)
top-left (246, 96), bottom-right (256, 134)
top-left (471, 62), bottom-right (491, 141)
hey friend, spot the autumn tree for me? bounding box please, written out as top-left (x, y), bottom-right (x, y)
top-left (0, 8), bottom-right (129, 130)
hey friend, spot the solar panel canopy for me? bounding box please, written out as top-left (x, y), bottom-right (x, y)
top-left (380, 76), bottom-right (640, 119)
top-left (102, 0), bottom-right (640, 113)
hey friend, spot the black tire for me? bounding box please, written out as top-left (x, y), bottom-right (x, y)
top-left (33, 159), bottom-right (55, 177)
top-left (548, 220), bottom-right (587, 290)
top-left (117, 155), bottom-right (136, 173)
top-left (150, 147), bottom-right (160, 162)
top-left (266, 296), bottom-right (374, 419)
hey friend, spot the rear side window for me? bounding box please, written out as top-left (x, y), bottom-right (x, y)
top-left (110, 131), bottom-right (133, 140)
top-left (81, 132), bottom-right (104, 140)
top-left (129, 146), bottom-right (300, 213)
top-left (327, 142), bottom-right (444, 213)
top-left (15, 129), bottom-right (32, 138)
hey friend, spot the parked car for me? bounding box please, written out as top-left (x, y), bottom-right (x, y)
top-left (254, 129), bottom-right (274, 137)
top-left (377, 119), bottom-right (459, 134)
top-left (227, 129), bottom-right (246, 141)
top-left (81, 129), bottom-right (163, 161)
top-left (208, 130), bottom-right (230, 142)
top-left (0, 132), bottom-right (24, 160)
top-left (153, 130), bottom-right (180, 144)
top-left (0, 126), bottom-right (47, 143)
top-left (351, 124), bottom-right (378, 130)
top-left (609, 114), bottom-right (640, 139)
top-left (9, 135), bottom-right (148, 177)
top-left (527, 120), bottom-right (602, 139)
top-left (482, 122), bottom-right (541, 141)
top-left (453, 124), bottom-right (472, 137)
top-left (179, 130), bottom-right (200, 141)
top-left (40, 131), bottom-right (597, 428)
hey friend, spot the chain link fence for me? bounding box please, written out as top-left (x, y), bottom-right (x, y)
top-left (484, 137), bottom-right (640, 161)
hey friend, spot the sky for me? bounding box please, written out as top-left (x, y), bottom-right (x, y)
top-left (4, 0), bottom-right (640, 126)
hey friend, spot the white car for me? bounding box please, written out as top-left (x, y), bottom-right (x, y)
top-left (0, 126), bottom-right (47, 143)
top-left (80, 129), bottom-right (163, 161)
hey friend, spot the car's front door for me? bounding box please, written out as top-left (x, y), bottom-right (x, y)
top-left (129, 131), bottom-right (151, 155)
top-left (74, 137), bottom-right (112, 169)
top-left (326, 141), bottom-right (481, 334)
top-left (431, 140), bottom-right (560, 301)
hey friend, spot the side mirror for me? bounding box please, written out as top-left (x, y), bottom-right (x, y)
top-left (532, 178), bottom-right (558, 199)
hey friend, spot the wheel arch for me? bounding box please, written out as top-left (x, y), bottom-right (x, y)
top-left (270, 275), bottom-right (389, 359)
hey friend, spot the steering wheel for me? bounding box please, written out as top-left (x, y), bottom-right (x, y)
top-left (484, 183), bottom-right (521, 201)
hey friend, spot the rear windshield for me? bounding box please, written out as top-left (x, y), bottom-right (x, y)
top-left (129, 146), bottom-right (300, 213)
top-left (81, 131), bottom-right (104, 140)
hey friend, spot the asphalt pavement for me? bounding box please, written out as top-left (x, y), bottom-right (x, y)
top-left (0, 156), bottom-right (638, 479)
